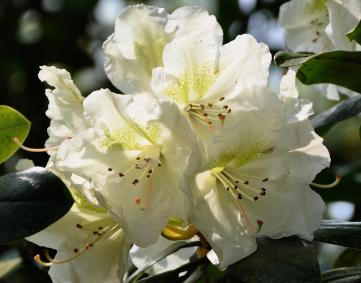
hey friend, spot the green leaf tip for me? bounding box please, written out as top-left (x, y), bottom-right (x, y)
top-left (0, 105), bottom-right (31, 164)
top-left (347, 20), bottom-right (361, 45)
top-left (274, 51), bottom-right (314, 67)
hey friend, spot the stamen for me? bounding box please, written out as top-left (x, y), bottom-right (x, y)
top-left (13, 137), bottom-right (59, 153)
top-left (311, 176), bottom-right (341, 189)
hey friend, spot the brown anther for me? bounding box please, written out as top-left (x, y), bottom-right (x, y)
top-left (226, 187), bottom-right (230, 191)
top-left (76, 224), bottom-right (83, 229)
top-left (86, 243), bottom-right (94, 249)
top-left (218, 114), bottom-right (225, 120)
top-left (261, 188), bottom-right (266, 192)
top-left (253, 196), bottom-right (258, 201)
top-left (219, 97), bottom-right (225, 101)
top-left (203, 113), bottom-right (208, 117)
top-left (200, 104), bottom-right (205, 110)
top-left (98, 227), bottom-right (103, 230)
top-left (244, 181), bottom-right (249, 185)
top-left (234, 185), bottom-right (238, 189)
top-left (132, 179), bottom-right (139, 185)
top-left (148, 169), bottom-right (152, 174)
top-left (107, 168), bottom-right (113, 172)
top-left (227, 109), bottom-right (231, 113)
top-left (223, 105), bottom-right (228, 110)
top-left (146, 175), bottom-right (151, 178)
top-left (262, 178), bottom-right (268, 182)
top-left (235, 180), bottom-right (239, 184)
top-left (73, 248), bottom-right (79, 253)
top-left (144, 158), bottom-right (150, 162)
top-left (237, 193), bottom-right (242, 199)
top-left (208, 121), bottom-right (212, 125)
top-left (208, 103), bottom-right (213, 107)
top-left (118, 173), bottom-right (124, 177)
top-left (157, 162), bottom-right (162, 167)
top-left (136, 157), bottom-right (141, 160)
top-left (260, 192), bottom-right (266, 196)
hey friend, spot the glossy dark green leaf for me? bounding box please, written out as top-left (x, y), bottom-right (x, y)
top-left (297, 51), bottom-right (361, 93)
top-left (335, 249), bottom-right (361, 268)
top-left (0, 167), bottom-right (73, 243)
top-left (314, 220), bottom-right (361, 250)
top-left (134, 257), bottom-right (208, 283)
top-left (225, 237), bottom-right (320, 283)
top-left (322, 267), bottom-right (361, 283)
top-left (311, 95), bottom-right (361, 130)
top-left (347, 20), bottom-right (361, 45)
top-left (0, 105), bottom-right (31, 164)
top-left (274, 51), bottom-right (314, 67)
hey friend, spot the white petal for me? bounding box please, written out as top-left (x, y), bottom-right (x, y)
top-left (205, 35), bottom-right (271, 100)
top-left (190, 171), bottom-right (257, 269)
top-left (130, 236), bottom-right (197, 274)
top-left (206, 235), bottom-right (257, 270)
top-left (275, 187), bottom-right (325, 240)
top-left (161, 34), bottom-right (220, 82)
top-left (166, 6), bottom-right (223, 43)
top-left (279, 0), bottom-right (332, 52)
top-left (103, 5), bottom-right (169, 93)
top-left (39, 66), bottom-right (87, 149)
top-left (48, 229), bottom-right (130, 283)
top-left (280, 70), bottom-right (314, 122)
top-left (325, 0), bottom-right (361, 51)
top-left (29, 205), bottom-right (130, 283)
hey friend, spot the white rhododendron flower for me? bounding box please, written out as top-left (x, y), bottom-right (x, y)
top-left (103, 4), bottom-right (222, 94)
top-left (151, 33), bottom-right (271, 140)
top-left (38, 66), bottom-right (88, 150)
top-left (27, 203), bottom-right (131, 283)
top-left (279, 0), bottom-right (361, 52)
top-left (50, 90), bottom-right (201, 247)
top-left (189, 84), bottom-right (330, 269)
top-left (279, 0), bottom-right (361, 100)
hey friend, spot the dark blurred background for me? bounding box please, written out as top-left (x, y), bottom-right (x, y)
top-left (0, 0), bottom-right (360, 282)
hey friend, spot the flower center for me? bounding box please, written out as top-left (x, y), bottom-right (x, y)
top-left (106, 145), bottom-right (163, 211)
top-left (211, 168), bottom-right (267, 234)
top-left (184, 96), bottom-right (232, 129)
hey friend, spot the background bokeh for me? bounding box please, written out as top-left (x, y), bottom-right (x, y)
top-left (0, 0), bottom-right (360, 281)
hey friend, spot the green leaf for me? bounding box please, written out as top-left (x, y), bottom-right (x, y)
top-left (135, 257), bottom-right (208, 283)
top-left (0, 105), bottom-right (31, 164)
top-left (322, 267), bottom-right (361, 283)
top-left (314, 220), bottom-right (361, 249)
top-left (347, 20), bottom-right (361, 45)
top-left (297, 51), bottom-right (361, 93)
top-left (225, 237), bottom-right (320, 283)
top-left (0, 167), bottom-right (73, 243)
top-left (274, 51), bottom-right (314, 67)
top-left (334, 249), bottom-right (361, 268)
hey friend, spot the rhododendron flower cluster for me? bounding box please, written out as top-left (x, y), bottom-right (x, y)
top-left (26, 4), bottom-right (330, 283)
